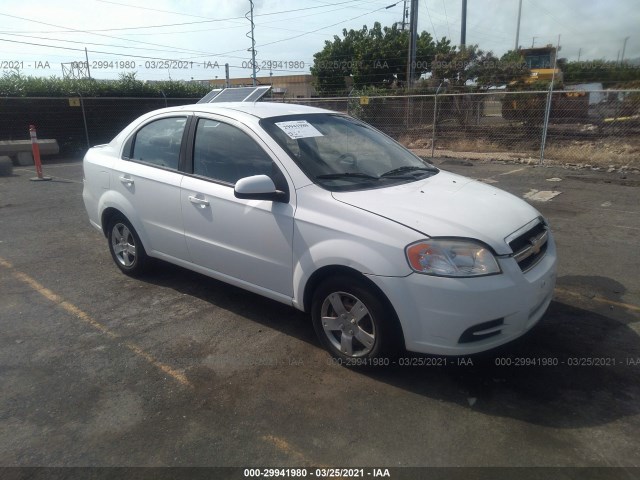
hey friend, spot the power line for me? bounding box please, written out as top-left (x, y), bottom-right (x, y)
top-left (71, 0), bottom-right (378, 33)
top-left (0, 12), bottom-right (234, 58)
top-left (442, 0), bottom-right (451, 39)
top-left (257, 2), bottom-right (402, 48)
top-left (0, 3), bottom-right (404, 71)
top-left (88, 23), bottom-right (335, 39)
top-left (0, 0), bottom-right (379, 44)
top-left (94, 0), bottom-right (230, 20)
top-left (91, 0), bottom-right (378, 37)
top-left (423, 0), bottom-right (438, 40)
top-left (0, 37), bottom-right (310, 75)
top-left (5, 2), bottom-right (524, 82)
top-left (4, 33), bottom-right (213, 57)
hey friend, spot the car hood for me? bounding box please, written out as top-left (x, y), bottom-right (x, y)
top-left (331, 170), bottom-right (540, 255)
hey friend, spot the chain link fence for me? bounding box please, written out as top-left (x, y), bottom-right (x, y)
top-left (0, 97), bottom-right (197, 160)
top-left (1, 91), bottom-right (638, 169)
top-left (286, 89), bottom-right (640, 168)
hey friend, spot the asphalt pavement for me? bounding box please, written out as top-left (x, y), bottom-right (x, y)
top-left (0, 158), bottom-right (639, 473)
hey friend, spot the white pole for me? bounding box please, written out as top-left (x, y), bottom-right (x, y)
top-left (515, 0), bottom-right (522, 50)
top-left (539, 34), bottom-right (561, 165)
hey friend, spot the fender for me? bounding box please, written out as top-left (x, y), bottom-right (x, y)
top-left (289, 186), bottom-right (422, 311)
top-left (97, 189), bottom-right (152, 251)
top-left (291, 236), bottom-right (411, 311)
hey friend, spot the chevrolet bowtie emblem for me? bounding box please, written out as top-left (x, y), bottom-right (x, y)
top-left (529, 232), bottom-right (546, 255)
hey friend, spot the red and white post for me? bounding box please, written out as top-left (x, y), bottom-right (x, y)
top-left (29, 125), bottom-right (51, 182)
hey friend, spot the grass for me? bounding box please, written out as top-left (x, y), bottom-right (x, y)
top-left (543, 140), bottom-right (640, 168)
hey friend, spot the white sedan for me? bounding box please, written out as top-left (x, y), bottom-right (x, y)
top-left (83, 102), bottom-right (557, 362)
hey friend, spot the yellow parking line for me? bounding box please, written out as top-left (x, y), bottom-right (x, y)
top-left (0, 257), bottom-right (13, 269)
top-left (262, 434), bottom-right (338, 470)
top-left (555, 287), bottom-right (640, 313)
top-left (0, 256), bottom-right (193, 388)
top-left (262, 434), bottom-right (333, 468)
top-left (262, 435), bottom-right (310, 464)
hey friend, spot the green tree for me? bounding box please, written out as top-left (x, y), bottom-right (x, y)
top-left (310, 22), bottom-right (451, 95)
top-left (563, 59), bottom-right (640, 86)
top-left (494, 50), bottom-right (531, 86)
top-left (431, 45), bottom-right (529, 89)
top-left (310, 27), bottom-right (360, 95)
top-left (429, 47), bottom-right (532, 126)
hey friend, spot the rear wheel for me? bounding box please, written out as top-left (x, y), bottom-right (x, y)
top-left (107, 214), bottom-right (149, 276)
top-left (311, 276), bottom-right (400, 363)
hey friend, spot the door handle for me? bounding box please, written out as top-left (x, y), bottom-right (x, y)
top-left (119, 175), bottom-right (134, 185)
top-left (188, 195), bottom-right (210, 207)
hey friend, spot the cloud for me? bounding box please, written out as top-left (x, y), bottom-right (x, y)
top-left (0, 0), bottom-right (636, 81)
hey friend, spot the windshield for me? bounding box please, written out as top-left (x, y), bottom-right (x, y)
top-left (260, 113), bottom-right (438, 191)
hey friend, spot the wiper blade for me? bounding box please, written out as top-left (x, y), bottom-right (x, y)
top-left (317, 166), bottom-right (437, 182)
top-left (380, 165), bottom-right (438, 178)
top-left (316, 172), bottom-right (379, 180)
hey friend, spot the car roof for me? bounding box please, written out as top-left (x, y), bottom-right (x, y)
top-left (109, 101), bottom-right (340, 147)
top-left (174, 101), bottom-right (334, 119)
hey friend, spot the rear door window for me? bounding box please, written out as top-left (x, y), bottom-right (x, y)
top-left (131, 117), bottom-right (187, 170)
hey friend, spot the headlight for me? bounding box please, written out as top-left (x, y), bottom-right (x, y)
top-left (405, 239), bottom-right (501, 277)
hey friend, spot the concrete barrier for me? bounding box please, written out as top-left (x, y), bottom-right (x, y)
top-left (0, 139), bottom-right (60, 166)
top-left (0, 156), bottom-right (13, 176)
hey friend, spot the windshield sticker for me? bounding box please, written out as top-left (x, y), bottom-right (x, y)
top-left (275, 120), bottom-right (324, 139)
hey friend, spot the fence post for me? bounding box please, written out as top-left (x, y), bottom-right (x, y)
top-left (539, 34), bottom-right (560, 165)
top-left (539, 86), bottom-right (553, 164)
top-left (431, 83), bottom-right (443, 158)
top-left (405, 96), bottom-right (410, 131)
top-left (78, 92), bottom-right (90, 149)
top-left (347, 88), bottom-right (354, 116)
top-left (613, 91), bottom-right (622, 135)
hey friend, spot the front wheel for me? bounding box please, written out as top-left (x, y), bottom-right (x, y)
top-left (311, 276), bottom-right (400, 363)
top-left (107, 214), bottom-right (149, 276)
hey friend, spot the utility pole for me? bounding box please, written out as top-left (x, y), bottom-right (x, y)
top-left (247, 0), bottom-right (257, 86)
top-left (577, 48), bottom-right (581, 62)
top-left (405, 0), bottom-right (419, 89)
top-left (85, 48), bottom-right (91, 80)
top-left (621, 36), bottom-right (630, 65)
top-left (461, 0), bottom-right (467, 48)
top-left (515, 0), bottom-right (522, 51)
top-left (402, 0), bottom-right (408, 30)
top-left (531, 36), bottom-right (537, 48)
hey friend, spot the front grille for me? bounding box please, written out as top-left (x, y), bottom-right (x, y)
top-left (458, 318), bottom-right (504, 343)
top-left (509, 221), bottom-right (549, 272)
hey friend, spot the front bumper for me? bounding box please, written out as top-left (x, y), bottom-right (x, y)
top-left (369, 234), bottom-right (557, 355)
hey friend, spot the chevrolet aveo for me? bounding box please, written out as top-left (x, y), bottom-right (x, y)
top-left (83, 102), bottom-right (557, 362)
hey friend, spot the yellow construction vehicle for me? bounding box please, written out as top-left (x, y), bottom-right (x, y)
top-left (502, 46), bottom-right (589, 123)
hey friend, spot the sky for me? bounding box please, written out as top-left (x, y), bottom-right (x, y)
top-left (0, 0), bottom-right (637, 82)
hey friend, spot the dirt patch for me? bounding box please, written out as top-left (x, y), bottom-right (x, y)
top-left (410, 144), bottom-right (640, 172)
top-left (401, 125), bottom-right (640, 170)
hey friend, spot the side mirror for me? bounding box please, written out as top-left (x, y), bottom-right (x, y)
top-left (234, 175), bottom-right (289, 203)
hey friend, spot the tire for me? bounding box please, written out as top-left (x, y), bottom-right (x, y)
top-left (311, 276), bottom-right (401, 363)
top-left (107, 214), bottom-right (149, 276)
